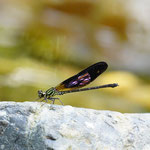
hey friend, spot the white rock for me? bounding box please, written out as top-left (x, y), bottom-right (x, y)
top-left (0, 102), bottom-right (150, 150)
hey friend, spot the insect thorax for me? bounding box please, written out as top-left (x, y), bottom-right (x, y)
top-left (46, 87), bottom-right (62, 97)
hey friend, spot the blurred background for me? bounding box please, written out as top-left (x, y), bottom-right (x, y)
top-left (0, 0), bottom-right (150, 113)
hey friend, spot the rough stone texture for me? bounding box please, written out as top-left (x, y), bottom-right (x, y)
top-left (0, 102), bottom-right (150, 150)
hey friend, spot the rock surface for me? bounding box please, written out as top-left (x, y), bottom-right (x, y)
top-left (0, 102), bottom-right (150, 150)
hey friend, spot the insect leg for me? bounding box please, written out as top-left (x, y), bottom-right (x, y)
top-left (47, 97), bottom-right (64, 105)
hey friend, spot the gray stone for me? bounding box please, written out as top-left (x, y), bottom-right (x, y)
top-left (0, 102), bottom-right (150, 150)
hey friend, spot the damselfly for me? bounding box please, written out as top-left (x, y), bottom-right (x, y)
top-left (38, 62), bottom-right (118, 105)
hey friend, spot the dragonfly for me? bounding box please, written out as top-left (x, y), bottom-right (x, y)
top-left (37, 62), bottom-right (118, 105)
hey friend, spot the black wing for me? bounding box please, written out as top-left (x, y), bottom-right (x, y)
top-left (56, 62), bottom-right (108, 91)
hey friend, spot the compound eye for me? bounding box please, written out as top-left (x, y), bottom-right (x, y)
top-left (38, 90), bottom-right (44, 98)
